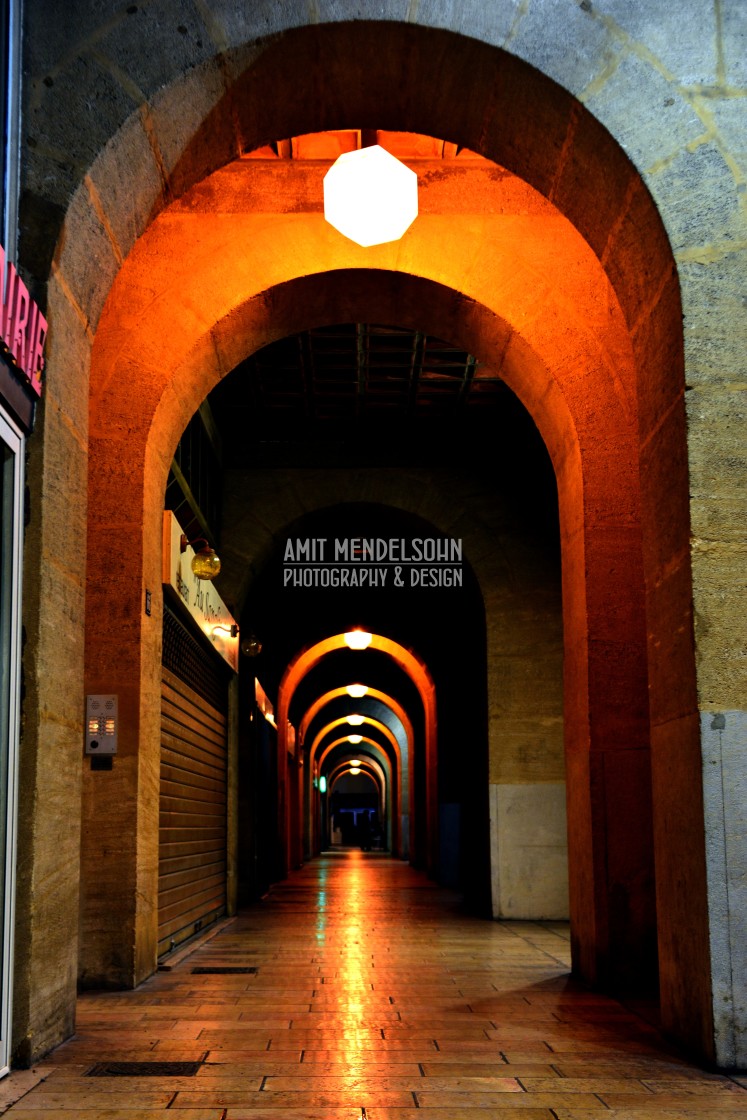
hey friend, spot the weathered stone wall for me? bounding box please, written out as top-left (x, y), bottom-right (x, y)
top-left (16, 0), bottom-right (746, 1067)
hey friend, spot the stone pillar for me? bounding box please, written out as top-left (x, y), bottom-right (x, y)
top-left (559, 459), bottom-right (658, 994)
top-left (12, 279), bottom-right (89, 1063)
top-left (79, 434), bottom-right (162, 987)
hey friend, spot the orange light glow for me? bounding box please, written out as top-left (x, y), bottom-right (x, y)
top-left (300, 687), bottom-right (413, 752)
top-left (309, 717), bottom-right (402, 773)
top-left (318, 736), bottom-right (383, 769)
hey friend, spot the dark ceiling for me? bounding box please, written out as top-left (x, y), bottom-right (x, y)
top-left (167, 321), bottom-right (560, 552)
top-left (208, 322), bottom-right (511, 468)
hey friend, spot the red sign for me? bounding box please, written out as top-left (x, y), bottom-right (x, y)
top-left (0, 244), bottom-right (46, 397)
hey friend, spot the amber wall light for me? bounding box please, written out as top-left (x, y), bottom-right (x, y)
top-left (180, 534), bottom-right (221, 581)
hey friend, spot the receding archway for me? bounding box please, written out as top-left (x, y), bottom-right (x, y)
top-left (299, 685), bottom-right (414, 861)
top-left (276, 631), bottom-right (437, 876)
top-left (310, 718), bottom-right (402, 857)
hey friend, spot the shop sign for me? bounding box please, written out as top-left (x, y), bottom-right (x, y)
top-left (0, 244), bottom-right (46, 397)
top-left (162, 511), bottom-right (238, 672)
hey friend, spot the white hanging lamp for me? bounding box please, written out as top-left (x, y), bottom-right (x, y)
top-left (323, 144), bottom-right (418, 247)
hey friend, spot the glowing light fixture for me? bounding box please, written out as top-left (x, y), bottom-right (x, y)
top-left (180, 534), bottom-right (221, 581)
top-left (347, 734), bottom-right (363, 744)
top-left (347, 714), bottom-right (364, 726)
top-left (344, 629), bottom-right (372, 650)
top-left (323, 144), bottom-right (418, 247)
top-left (349, 759), bottom-right (362, 767)
top-left (346, 683), bottom-right (368, 698)
top-left (319, 775), bottom-right (327, 794)
top-left (349, 767), bottom-right (362, 776)
top-left (240, 634), bottom-right (263, 657)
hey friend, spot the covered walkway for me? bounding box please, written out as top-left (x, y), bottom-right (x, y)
top-left (4, 853), bottom-right (747, 1118)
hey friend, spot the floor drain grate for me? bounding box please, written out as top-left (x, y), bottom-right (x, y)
top-left (191, 965), bottom-right (258, 974)
top-left (87, 1061), bottom-right (203, 1077)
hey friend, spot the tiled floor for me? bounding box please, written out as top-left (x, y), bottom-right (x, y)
top-left (5, 850), bottom-right (747, 1118)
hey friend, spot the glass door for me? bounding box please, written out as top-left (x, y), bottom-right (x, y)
top-left (0, 409), bottom-right (23, 1076)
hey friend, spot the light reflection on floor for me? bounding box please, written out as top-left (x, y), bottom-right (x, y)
top-left (22, 852), bottom-right (747, 1118)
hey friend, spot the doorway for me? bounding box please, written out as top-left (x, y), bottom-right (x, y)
top-left (0, 409), bottom-right (23, 1077)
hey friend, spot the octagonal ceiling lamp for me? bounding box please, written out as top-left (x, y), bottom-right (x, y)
top-left (347, 734), bottom-right (363, 744)
top-left (346, 683), bottom-right (368, 698)
top-left (323, 145), bottom-right (418, 247)
top-left (347, 714), bottom-right (365, 726)
top-left (344, 629), bottom-right (372, 650)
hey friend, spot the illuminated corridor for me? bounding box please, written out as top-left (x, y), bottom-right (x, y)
top-left (15, 853), bottom-right (747, 1118)
top-left (1, 0), bottom-right (744, 1088)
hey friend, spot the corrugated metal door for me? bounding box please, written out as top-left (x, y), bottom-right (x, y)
top-left (159, 616), bottom-right (228, 955)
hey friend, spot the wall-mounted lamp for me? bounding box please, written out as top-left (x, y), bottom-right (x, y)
top-left (319, 775), bottom-right (327, 794)
top-left (344, 629), bottom-right (372, 650)
top-left (180, 534), bottom-right (221, 581)
top-left (213, 623), bottom-right (239, 638)
top-left (346, 683), bottom-right (368, 698)
top-left (241, 634), bottom-right (263, 657)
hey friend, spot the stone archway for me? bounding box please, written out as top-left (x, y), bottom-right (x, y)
top-left (80, 235), bottom-right (650, 990)
top-left (18, 13), bottom-right (726, 1066)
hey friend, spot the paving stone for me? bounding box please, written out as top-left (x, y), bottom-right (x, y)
top-left (20, 854), bottom-right (747, 1119)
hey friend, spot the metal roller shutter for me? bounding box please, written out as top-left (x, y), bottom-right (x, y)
top-left (159, 607), bottom-right (228, 956)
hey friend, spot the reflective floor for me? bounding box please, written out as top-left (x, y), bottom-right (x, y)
top-left (5, 851), bottom-right (747, 1118)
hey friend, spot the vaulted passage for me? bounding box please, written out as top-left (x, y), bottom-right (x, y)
top-left (29, 852), bottom-right (747, 1116)
top-left (13, 4), bottom-right (746, 1084)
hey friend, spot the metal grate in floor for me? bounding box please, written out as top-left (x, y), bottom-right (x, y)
top-left (87, 1060), bottom-right (204, 1076)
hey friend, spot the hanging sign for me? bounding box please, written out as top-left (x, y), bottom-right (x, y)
top-left (0, 244), bottom-right (46, 397)
top-left (162, 511), bottom-right (239, 672)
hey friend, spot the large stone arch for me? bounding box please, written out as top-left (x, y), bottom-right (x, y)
top-left (17, 6), bottom-right (744, 1068)
top-left (79, 230), bottom-right (644, 988)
